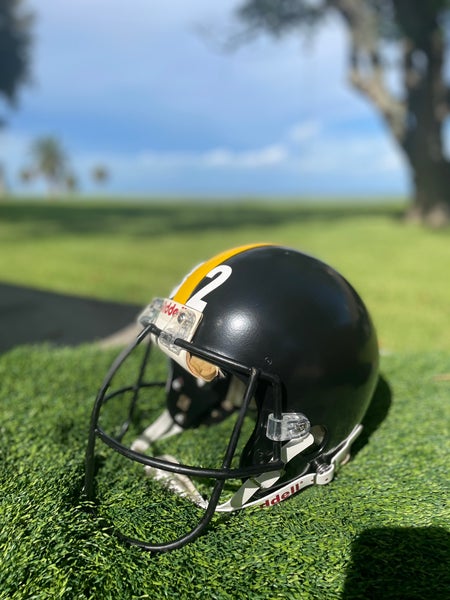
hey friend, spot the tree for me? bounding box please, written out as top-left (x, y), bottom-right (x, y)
top-left (18, 165), bottom-right (33, 184)
top-left (26, 136), bottom-right (68, 196)
top-left (235, 0), bottom-right (450, 225)
top-left (0, 0), bottom-right (33, 110)
top-left (91, 164), bottom-right (110, 188)
top-left (0, 164), bottom-right (8, 196)
top-left (64, 172), bottom-right (79, 195)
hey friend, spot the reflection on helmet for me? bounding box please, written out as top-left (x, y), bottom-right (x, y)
top-left (84, 244), bottom-right (379, 552)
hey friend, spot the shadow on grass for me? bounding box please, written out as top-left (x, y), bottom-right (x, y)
top-left (0, 282), bottom-right (141, 353)
top-left (352, 375), bottom-right (392, 458)
top-left (0, 201), bottom-right (405, 238)
top-left (342, 526), bottom-right (450, 599)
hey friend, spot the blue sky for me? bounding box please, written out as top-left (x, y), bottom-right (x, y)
top-left (0, 0), bottom-right (409, 197)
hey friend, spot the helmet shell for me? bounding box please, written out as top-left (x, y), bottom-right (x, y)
top-left (180, 245), bottom-right (379, 469)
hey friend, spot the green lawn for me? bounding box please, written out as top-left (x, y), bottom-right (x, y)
top-left (1, 198), bottom-right (449, 353)
top-left (0, 199), bottom-right (449, 599)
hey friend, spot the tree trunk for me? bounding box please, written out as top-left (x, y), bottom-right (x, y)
top-left (399, 17), bottom-right (450, 226)
top-left (407, 158), bottom-right (450, 226)
top-left (334, 0), bottom-right (450, 225)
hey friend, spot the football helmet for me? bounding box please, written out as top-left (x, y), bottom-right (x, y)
top-left (84, 243), bottom-right (379, 552)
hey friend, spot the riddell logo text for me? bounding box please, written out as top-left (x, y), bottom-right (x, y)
top-left (163, 301), bottom-right (180, 317)
top-left (260, 482), bottom-right (301, 507)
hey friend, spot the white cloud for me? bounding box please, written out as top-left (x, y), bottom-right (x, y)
top-left (287, 120), bottom-right (322, 144)
top-left (296, 132), bottom-right (405, 178)
top-left (130, 143), bottom-right (288, 171)
top-left (201, 144), bottom-right (288, 168)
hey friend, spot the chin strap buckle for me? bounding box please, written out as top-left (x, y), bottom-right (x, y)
top-left (315, 423), bottom-right (363, 485)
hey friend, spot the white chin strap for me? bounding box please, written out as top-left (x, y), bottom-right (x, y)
top-left (131, 413), bottom-right (363, 512)
top-left (130, 409), bottom-right (183, 454)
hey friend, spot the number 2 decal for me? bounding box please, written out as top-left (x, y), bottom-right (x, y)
top-left (186, 265), bottom-right (232, 312)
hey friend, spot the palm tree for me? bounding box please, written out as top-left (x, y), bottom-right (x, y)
top-left (18, 166), bottom-right (34, 183)
top-left (91, 164), bottom-right (109, 188)
top-left (64, 172), bottom-right (78, 195)
top-left (28, 136), bottom-right (67, 196)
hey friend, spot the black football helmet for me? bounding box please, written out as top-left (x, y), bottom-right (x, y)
top-left (84, 244), bottom-right (379, 551)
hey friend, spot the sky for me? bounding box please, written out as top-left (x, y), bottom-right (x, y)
top-left (0, 0), bottom-right (410, 198)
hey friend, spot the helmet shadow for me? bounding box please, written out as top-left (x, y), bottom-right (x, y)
top-left (342, 526), bottom-right (450, 599)
top-left (352, 374), bottom-right (392, 457)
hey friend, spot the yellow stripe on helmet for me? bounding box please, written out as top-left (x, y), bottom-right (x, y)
top-left (173, 243), bottom-right (271, 305)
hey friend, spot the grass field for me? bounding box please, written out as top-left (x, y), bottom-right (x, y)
top-left (0, 199), bottom-right (449, 599)
top-left (1, 198), bottom-right (450, 353)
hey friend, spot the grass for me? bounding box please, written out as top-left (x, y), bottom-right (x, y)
top-left (0, 345), bottom-right (448, 599)
top-left (0, 198), bottom-right (449, 353)
top-left (0, 198), bottom-right (449, 599)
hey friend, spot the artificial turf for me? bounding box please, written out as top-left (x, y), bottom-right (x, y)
top-left (0, 199), bottom-right (449, 598)
top-left (0, 343), bottom-right (448, 599)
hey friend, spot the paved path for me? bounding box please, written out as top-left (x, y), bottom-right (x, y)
top-left (0, 282), bottom-right (141, 353)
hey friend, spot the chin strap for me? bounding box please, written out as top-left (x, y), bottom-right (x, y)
top-left (215, 433), bottom-right (315, 511)
top-left (130, 409), bottom-right (183, 453)
top-left (253, 423), bottom-right (362, 509)
top-left (138, 423), bottom-right (363, 512)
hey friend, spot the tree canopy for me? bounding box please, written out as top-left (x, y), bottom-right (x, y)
top-left (0, 0), bottom-right (33, 107)
top-left (235, 0), bottom-right (450, 225)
